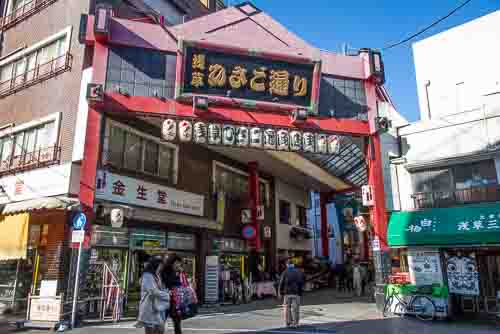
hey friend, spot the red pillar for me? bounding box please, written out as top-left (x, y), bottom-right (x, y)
top-left (319, 192), bottom-right (329, 258)
top-left (248, 161), bottom-right (261, 251)
top-left (367, 134), bottom-right (389, 251)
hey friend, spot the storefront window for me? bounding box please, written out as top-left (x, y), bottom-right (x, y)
top-left (279, 200), bottom-right (291, 225)
top-left (167, 232), bottom-right (196, 250)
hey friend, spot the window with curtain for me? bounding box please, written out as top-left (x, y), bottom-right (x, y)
top-left (0, 121), bottom-right (56, 163)
top-left (454, 160), bottom-right (497, 190)
top-left (0, 34), bottom-right (67, 92)
top-left (105, 122), bottom-right (177, 182)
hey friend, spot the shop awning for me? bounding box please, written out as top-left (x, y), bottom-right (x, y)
top-left (0, 213), bottom-right (29, 261)
top-left (388, 202), bottom-right (500, 247)
top-left (1, 196), bottom-right (79, 215)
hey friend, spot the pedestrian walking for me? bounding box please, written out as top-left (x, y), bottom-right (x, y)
top-left (278, 260), bottom-right (305, 328)
top-left (352, 261), bottom-right (363, 297)
top-left (161, 254), bottom-right (184, 334)
top-left (137, 256), bottom-right (170, 334)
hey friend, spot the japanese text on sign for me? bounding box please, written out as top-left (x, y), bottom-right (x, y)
top-left (182, 46), bottom-right (315, 107)
top-left (456, 213), bottom-right (500, 231)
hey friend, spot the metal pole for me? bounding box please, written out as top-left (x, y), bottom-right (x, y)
top-left (71, 241), bottom-right (83, 329)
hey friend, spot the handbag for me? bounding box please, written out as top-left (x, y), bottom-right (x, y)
top-left (171, 273), bottom-right (198, 320)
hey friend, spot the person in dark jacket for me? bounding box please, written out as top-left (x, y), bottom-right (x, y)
top-left (160, 254), bottom-right (183, 334)
top-left (278, 260), bottom-right (305, 328)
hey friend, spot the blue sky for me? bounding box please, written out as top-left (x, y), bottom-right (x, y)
top-left (244, 0), bottom-right (499, 121)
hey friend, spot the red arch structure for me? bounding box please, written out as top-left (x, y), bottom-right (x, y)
top-left (80, 2), bottom-right (393, 305)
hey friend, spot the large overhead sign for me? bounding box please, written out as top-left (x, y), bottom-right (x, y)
top-left (176, 41), bottom-right (321, 114)
top-left (162, 118), bottom-right (341, 155)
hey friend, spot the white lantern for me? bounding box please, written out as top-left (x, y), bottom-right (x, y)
top-left (250, 127), bottom-right (262, 148)
top-left (327, 135), bottom-right (341, 154)
top-left (110, 208), bottom-right (124, 228)
top-left (208, 123), bottom-right (222, 145)
top-left (289, 131), bottom-right (302, 151)
top-left (179, 120), bottom-right (193, 142)
top-left (316, 134), bottom-right (327, 154)
top-left (263, 129), bottom-right (277, 149)
top-left (236, 126), bottom-right (249, 147)
top-left (222, 124), bottom-right (236, 145)
top-left (194, 122), bottom-right (207, 144)
top-left (162, 119), bottom-right (176, 141)
top-left (303, 132), bottom-right (315, 152)
top-left (277, 129), bottom-right (290, 151)
top-left (354, 216), bottom-right (367, 232)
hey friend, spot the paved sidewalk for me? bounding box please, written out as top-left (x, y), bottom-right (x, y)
top-left (5, 289), bottom-right (500, 334)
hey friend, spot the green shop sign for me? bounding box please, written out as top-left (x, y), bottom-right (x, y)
top-left (388, 202), bottom-right (500, 247)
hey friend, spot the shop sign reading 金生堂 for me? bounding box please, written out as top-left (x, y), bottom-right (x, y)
top-left (163, 118), bottom-right (341, 155)
top-left (180, 46), bottom-right (316, 109)
top-left (95, 171), bottom-right (204, 216)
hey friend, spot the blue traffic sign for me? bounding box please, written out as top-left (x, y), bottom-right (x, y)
top-left (242, 225), bottom-right (257, 240)
top-left (73, 212), bottom-right (87, 230)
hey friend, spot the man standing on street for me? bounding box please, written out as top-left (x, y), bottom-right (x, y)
top-left (278, 260), bottom-right (305, 328)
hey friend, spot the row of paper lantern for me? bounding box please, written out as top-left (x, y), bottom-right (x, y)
top-left (162, 119), bottom-right (341, 155)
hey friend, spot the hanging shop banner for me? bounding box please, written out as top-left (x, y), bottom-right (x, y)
top-left (178, 41), bottom-right (320, 113)
top-left (96, 170), bottom-right (204, 216)
top-left (216, 191), bottom-right (225, 228)
top-left (445, 253), bottom-right (479, 296)
top-left (407, 249), bottom-right (443, 286)
top-left (163, 118), bottom-right (341, 155)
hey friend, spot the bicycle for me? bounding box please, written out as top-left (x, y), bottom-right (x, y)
top-left (383, 288), bottom-right (436, 321)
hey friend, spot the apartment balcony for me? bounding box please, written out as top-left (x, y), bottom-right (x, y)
top-left (412, 184), bottom-right (500, 210)
top-left (0, 53), bottom-right (72, 98)
top-left (0, 0), bottom-right (58, 31)
top-left (0, 146), bottom-right (61, 177)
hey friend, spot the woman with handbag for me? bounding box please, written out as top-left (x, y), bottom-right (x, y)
top-left (137, 256), bottom-right (170, 334)
top-left (161, 254), bottom-right (194, 334)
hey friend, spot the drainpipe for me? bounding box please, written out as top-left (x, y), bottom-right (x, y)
top-left (424, 80), bottom-right (432, 120)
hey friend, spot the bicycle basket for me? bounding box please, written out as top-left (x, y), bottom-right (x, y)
top-left (415, 285), bottom-right (433, 295)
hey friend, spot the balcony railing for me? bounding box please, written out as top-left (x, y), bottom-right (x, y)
top-left (0, 0), bottom-right (59, 31)
top-left (0, 53), bottom-right (72, 98)
top-left (412, 184), bottom-right (500, 209)
top-left (0, 145), bottom-right (61, 176)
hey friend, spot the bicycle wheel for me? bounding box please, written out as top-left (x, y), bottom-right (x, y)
top-left (383, 295), bottom-right (394, 317)
top-left (410, 295), bottom-right (435, 321)
top-left (394, 302), bottom-right (407, 318)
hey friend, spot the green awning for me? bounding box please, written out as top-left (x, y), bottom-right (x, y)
top-left (388, 202), bottom-right (500, 247)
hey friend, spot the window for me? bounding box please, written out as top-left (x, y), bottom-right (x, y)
top-left (106, 46), bottom-right (176, 99)
top-left (412, 161), bottom-right (498, 193)
top-left (412, 169), bottom-right (452, 193)
top-left (454, 160), bottom-right (497, 190)
top-left (0, 27), bottom-right (71, 94)
top-left (279, 200), bottom-right (291, 225)
top-left (319, 76), bottom-right (368, 119)
top-left (213, 162), bottom-right (269, 204)
top-left (104, 121), bottom-right (178, 182)
top-left (0, 121), bottom-right (56, 163)
top-left (296, 205), bottom-right (307, 228)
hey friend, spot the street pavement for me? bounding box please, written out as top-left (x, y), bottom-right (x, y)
top-left (3, 289), bottom-right (499, 334)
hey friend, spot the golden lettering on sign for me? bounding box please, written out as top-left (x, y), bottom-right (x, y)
top-left (208, 64), bottom-right (227, 87)
top-left (269, 70), bottom-right (290, 96)
top-left (192, 54), bottom-right (206, 70)
top-left (293, 76), bottom-right (308, 97)
top-left (250, 67), bottom-right (266, 92)
top-left (229, 66), bottom-right (248, 89)
top-left (191, 72), bottom-right (205, 88)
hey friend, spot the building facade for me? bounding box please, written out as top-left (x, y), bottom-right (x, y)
top-left (388, 10), bottom-right (500, 318)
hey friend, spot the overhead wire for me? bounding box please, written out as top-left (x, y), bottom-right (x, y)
top-left (383, 0), bottom-right (473, 50)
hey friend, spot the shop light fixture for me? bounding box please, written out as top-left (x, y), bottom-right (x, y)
top-left (193, 95), bottom-right (209, 112)
top-left (290, 108), bottom-right (308, 124)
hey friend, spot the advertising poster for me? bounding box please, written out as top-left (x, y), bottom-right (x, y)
top-left (408, 249), bottom-right (443, 286)
top-left (445, 253), bottom-right (480, 296)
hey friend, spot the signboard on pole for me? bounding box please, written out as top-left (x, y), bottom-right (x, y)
top-left (71, 230), bottom-right (85, 243)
